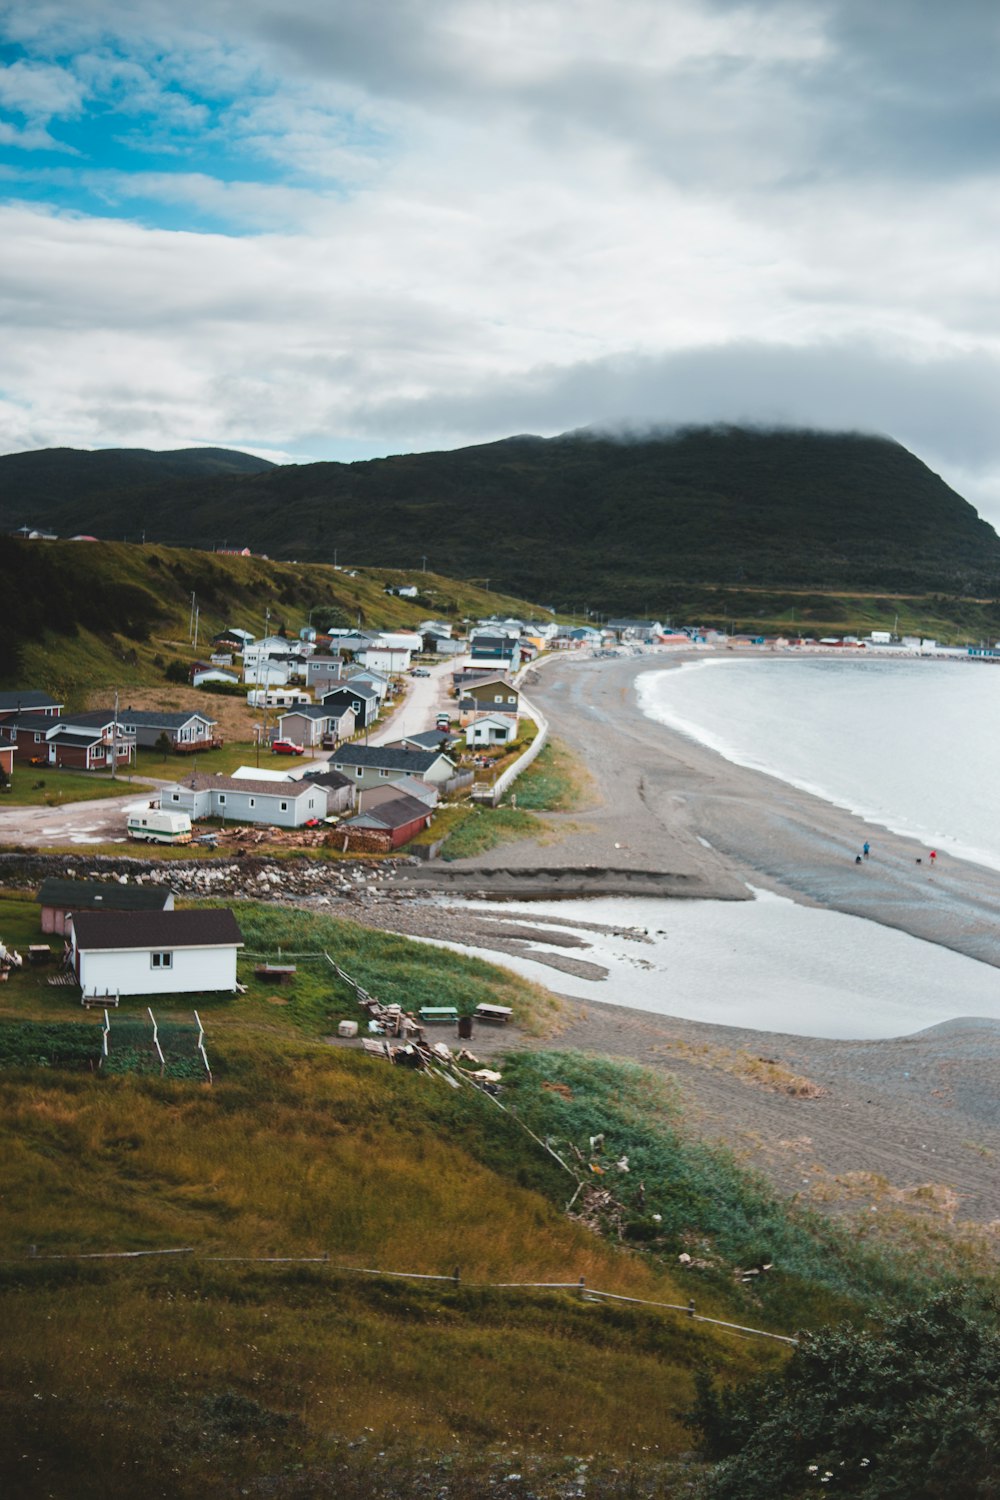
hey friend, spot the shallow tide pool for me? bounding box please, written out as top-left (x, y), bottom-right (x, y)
top-left (424, 888), bottom-right (1000, 1040)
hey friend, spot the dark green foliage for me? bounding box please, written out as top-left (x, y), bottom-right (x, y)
top-left (689, 1291), bottom-right (1000, 1499)
top-left (164, 658), bottom-right (189, 683)
top-left (0, 1022), bottom-right (100, 1070)
top-left (4, 429), bottom-right (998, 608)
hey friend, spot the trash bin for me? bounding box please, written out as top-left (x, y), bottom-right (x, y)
top-left (338, 1019), bottom-right (359, 1038)
top-left (457, 1014), bottom-right (474, 1040)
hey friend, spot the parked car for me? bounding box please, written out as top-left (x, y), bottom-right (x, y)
top-left (272, 738), bottom-right (305, 755)
top-left (412, 667), bottom-right (430, 677)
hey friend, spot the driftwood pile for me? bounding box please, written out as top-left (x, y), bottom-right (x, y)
top-left (353, 991), bottom-right (502, 1091)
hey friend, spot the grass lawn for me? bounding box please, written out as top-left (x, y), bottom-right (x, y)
top-left (134, 740), bottom-right (331, 777)
top-left (0, 769), bottom-right (141, 807)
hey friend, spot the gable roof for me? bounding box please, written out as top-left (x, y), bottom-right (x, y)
top-left (119, 710), bottom-right (217, 730)
top-left (322, 682), bottom-right (379, 703)
top-left (346, 793), bottom-right (431, 830)
top-left (301, 767), bottom-right (353, 791)
top-left (71, 908), bottom-right (244, 951)
top-left (169, 773), bottom-right (315, 799)
top-left (277, 704), bottom-right (349, 721)
top-left (0, 691), bottom-right (62, 714)
top-left (392, 730), bottom-right (457, 752)
top-left (36, 878), bottom-right (172, 913)
top-left (332, 745), bottom-right (451, 774)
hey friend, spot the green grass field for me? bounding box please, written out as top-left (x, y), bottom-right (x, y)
top-left (0, 768), bottom-right (141, 807)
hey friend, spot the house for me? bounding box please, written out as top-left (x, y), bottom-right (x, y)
top-left (330, 745), bottom-right (456, 791)
top-left (461, 676), bottom-right (519, 716)
top-left (305, 656), bottom-right (346, 689)
top-left (242, 655), bottom-right (297, 687)
top-left (190, 663), bottom-right (240, 688)
top-left (0, 744), bottom-right (14, 783)
top-left (321, 682), bottom-right (380, 730)
top-left (340, 792), bottom-right (433, 852)
top-left (0, 710), bottom-right (135, 769)
top-left (36, 877), bottom-right (174, 937)
top-left (466, 715), bottom-right (518, 747)
top-left (299, 767), bottom-right (356, 815)
top-left (212, 628), bottom-right (254, 651)
top-left (356, 646), bottom-right (413, 675)
top-left (393, 729), bottom-right (459, 754)
top-left (275, 704), bottom-right (356, 748)
top-left (359, 775), bottom-right (438, 811)
top-left (607, 618), bottom-right (664, 642)
top-left (469, 637), bottom-right (520, 671)
top-left (343, 667), bottom-right (390, 701)
top-left (0, 690), bottom-right (63, 720)
top-left (162, 774), bottom-right (328, 827)
top-left (119, 709), bottom-right (219, 753)
top-left (70, 908), bottom-right (243, 998)
top-left (422, 631), bottom-right (465, 656)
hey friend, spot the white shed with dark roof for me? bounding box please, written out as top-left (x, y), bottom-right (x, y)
top-left (70, 909), bottom-right (244, 998)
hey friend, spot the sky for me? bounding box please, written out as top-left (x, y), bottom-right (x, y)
top-left (2, 0), bottom-right (1000, 522)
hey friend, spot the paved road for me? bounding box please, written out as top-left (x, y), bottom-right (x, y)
top-left (368, 658), bottom-right (464, 746)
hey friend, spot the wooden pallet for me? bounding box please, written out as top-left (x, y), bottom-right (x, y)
top-left (46, 973), bottom-right (78, 987)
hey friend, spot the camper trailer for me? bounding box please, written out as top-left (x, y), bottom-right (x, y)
top-left (126, 808), bottom-right (193, 844)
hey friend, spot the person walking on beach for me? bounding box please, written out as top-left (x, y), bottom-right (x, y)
top-left (930, 849), bottom-right (937, 866)
top-left (863, 841), bottom-right (870, 859)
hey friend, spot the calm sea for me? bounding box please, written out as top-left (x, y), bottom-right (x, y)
top-left (637, 656), bottom-right (1000, 872)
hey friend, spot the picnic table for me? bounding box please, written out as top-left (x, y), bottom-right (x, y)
top-left (254, 963), bottom-right (297, 983)
top-left (418, 1006), bottom-right (460, 1025)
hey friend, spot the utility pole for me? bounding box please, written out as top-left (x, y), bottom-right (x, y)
top-left (189, 592), bottom-right (196, 641)
top-left (193, 605), bottom-right (199, 650)
top-left (111, 688), bottom-right (119, 782)
top-left (421, 555), bottom-right (427, 573)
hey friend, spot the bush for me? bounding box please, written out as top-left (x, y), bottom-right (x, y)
top-left (689, 1291), bottom-right (1000, 1499)
top-left (164, 658), bottom-right (189, 683)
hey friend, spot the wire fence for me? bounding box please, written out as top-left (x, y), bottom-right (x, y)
top-left (11, 1246), bottom-right (798, 1347)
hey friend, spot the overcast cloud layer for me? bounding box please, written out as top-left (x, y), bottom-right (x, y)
top-left (2, 1), bottom-right (1000, 521)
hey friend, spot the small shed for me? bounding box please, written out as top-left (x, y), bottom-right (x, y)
top-left (36, 877), bottom-right (174, 937)
top-left (340, 792), bottom-right (433, 852)
top-left (466, 714), bottom-right (518, 747)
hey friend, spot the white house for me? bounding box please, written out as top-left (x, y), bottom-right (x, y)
top-left (242, 656), bottom-right (296, 687)
top-left (70, 908), bottom-right (243, 998)
top-left (466, 714), bottom-right (518, 747)
top-left (356, 646), bottom-right (413, 675)
top-left (162, 773), bottom-right (328, 827)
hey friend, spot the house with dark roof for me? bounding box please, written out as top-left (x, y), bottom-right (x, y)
top-left (0, 690), bottom-right (63, 720)
top-left (162, 773), bottom-right (328, 827)
top-left (330, 744), bottom-right (455, 792)
top-left (298, 766), bottom-right (355, 814)
top-left (0, 709), bottom-right (135, 769)
top-left (275, 703), bottom-right (355, 748)
top-left (321, 682), bottom-right (380, 729)
top-left (36, 877), bottom-right (174, 936)
top-left (69, 908), bottom-right (244, 998)
top-left (119, 709), bottom-right (219, 752)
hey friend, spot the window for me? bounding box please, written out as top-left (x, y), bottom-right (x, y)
top-left (249, 798), bottom-right (255, 808)
top-left (280, 801), bottom-right (288, 811)
top-left (34, 733), bottom-right (42, 743)
top-left (355, 766), bottom-right (364, 778)
top-left (151, 952), bottom-right (173, 969)
top-left (218, 794), bottom-right (226, 805)
top-left (379, 768), bottom-right (390, 777)
top-left (171, 792), bottom-right (180, 802)
top-left (494, 694), bottom-right (503, 703)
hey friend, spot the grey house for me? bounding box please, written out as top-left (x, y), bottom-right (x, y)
top-left (163, 774), bottom-right (327, 827)
top-left (330, 745), bottom-right (455, 792)
top-left (276, 704), bottom-right (356, 748)
top-left (119, 709), bottom-right (218, 751)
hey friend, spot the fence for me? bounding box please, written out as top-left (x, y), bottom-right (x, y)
top-left (12, 1246), bottom-right (797, 1348)
top-left (471, 692), bottom-right (548, 806)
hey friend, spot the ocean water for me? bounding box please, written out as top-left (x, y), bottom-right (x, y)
top-left (429, 889), bottom-right (1000, 1040)
top-left (637, 656), bottom-right (1000, 871)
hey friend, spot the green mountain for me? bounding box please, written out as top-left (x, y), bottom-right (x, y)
top-left (3, 427), bottom-right (999, 608)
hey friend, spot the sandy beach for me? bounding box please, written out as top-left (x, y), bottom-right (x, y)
top-left (369, 650), bottom-right (1000, 1231)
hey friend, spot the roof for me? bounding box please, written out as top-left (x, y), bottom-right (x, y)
top-left (277, 704), bottom-right (347, 721)
top-left (465, 675), bottom-right (517, 692)
top-left (302, 768), bottom-right (353, 791)
top-left (346, 793), bottom-right (431, 831)
top-left (322, 682), bottom-right (379, 702)
top-left (45, 729), bottom-right (108, 748)
top-left (0, 691), bottom-right (62, 713)
top-left (119, 710), bottom-right (217, 730)
top-left (332, 746), bottom-right (451, 774)
top-left (71, 908), bottom-right (244, 952)
top-left (170, 773), bottom-right (315, 798)
top-left (0, 712), bottom-right (66, 732)
top-left (36, 878), bottom-right (171, 913)
top-left (391, 730), bottom-right (456, 752)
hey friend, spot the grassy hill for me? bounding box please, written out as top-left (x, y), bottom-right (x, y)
top-left (1, 895), bottom-right (990, 1498)
top-left (5, 428), bottom-right (1000, 611)
top-left (0, 538), bottom-right (547, 699)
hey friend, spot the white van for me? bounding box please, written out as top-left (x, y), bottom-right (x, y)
top-left (126, 809), bottom-right (193, 845)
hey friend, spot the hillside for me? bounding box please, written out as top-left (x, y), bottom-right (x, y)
top-left (0, 445), bottom-right (273, 529)
top-left (4, 427), bottom-right (1000, 608)
top-left (2, 895), bottom-right (991, 1498)
top-left (0, 538), bottom-right (544, 696)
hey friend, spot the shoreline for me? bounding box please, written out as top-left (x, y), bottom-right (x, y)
top-left (391, 650), bottom-right (1000, 970)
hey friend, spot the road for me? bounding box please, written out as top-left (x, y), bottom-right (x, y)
top-left (0, 785), bottom-right (165, 847)
top-left (368, 658), bottom-right (463, 745)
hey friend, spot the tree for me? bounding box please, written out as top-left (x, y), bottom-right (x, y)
top-left (154, 731), bottom-right (172, 762)
top-left (688, 1292), bottom-right (1000, 1500)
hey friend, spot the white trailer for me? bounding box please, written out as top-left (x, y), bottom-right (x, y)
top-left (126, 808), bottom-right (193, 844)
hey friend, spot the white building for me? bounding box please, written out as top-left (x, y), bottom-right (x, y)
top-left (466, 714), bottom-right (518, 747)
top-left (162, 773), bottom-right (328, 827)
top-left (70, 909), bottom-right (243, 999)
